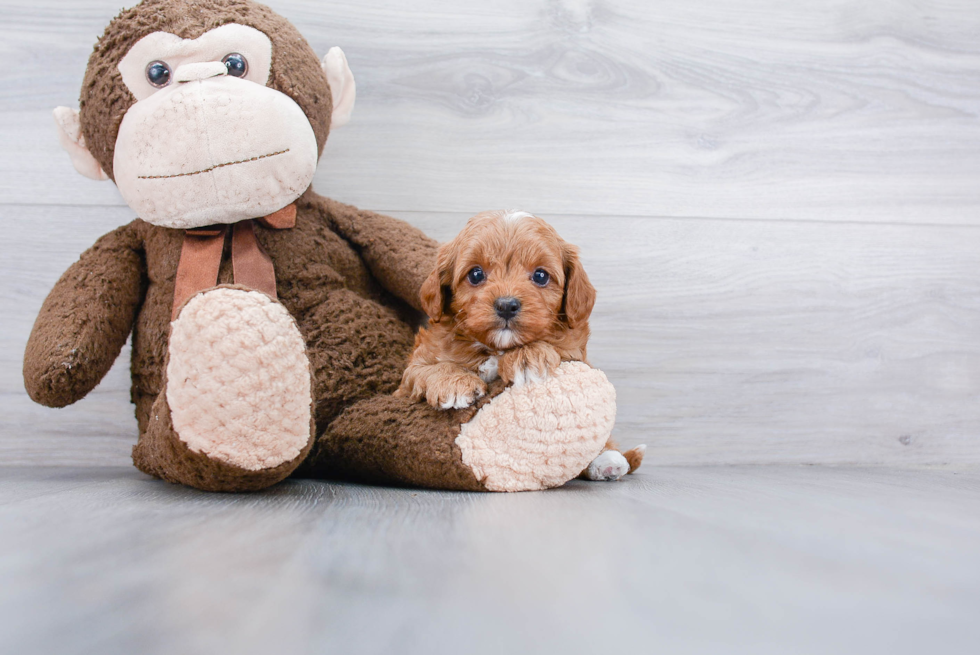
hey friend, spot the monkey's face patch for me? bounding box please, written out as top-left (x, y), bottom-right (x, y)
top-left (112, 25), bottom-right (319, 229)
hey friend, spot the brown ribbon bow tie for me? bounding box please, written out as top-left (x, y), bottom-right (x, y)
top-left (171, 203), bottom-right (297, 320)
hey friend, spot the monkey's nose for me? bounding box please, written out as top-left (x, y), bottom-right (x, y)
top-left (174, 61), bottom-right (228, 83)
top-left (494, 297), bottom-right (521, 320)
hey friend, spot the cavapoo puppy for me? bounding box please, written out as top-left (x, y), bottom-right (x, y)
top-left (396, 209), bottom-right (644, 480)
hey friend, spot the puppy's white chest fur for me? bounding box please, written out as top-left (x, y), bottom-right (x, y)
top-left (478, 356), bottom-right (499, 383)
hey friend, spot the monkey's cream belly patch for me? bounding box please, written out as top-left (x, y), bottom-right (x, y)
top-left (167, 288), bottom-right (312, 471)
top-left (456, 361), bottom-right (616, 492)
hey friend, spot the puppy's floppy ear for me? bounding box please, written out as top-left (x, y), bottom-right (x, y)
top-left (419, 268), bottom-right (445, 321)
top-left (560, 243), bottom-right (596, 328)
top-left (420, 239), bottom-right (458, 321)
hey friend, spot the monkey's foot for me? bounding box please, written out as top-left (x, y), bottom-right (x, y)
top-left (134, 287), bottom-right (314, 491)
top-left (456, 362), bottom-right (616, 491)
top-left (314, 361), bottom-right (616, 492)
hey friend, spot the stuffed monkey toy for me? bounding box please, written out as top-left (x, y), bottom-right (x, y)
top-left (23, 0), bottom-right (617, 492)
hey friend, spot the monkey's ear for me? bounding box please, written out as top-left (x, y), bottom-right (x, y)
top-left (53, 107), bottom-right (108, 181)
top-left (321, 47), bottom-right (356, 128)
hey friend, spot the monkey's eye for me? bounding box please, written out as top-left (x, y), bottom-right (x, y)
top-left (145, 61), bottom-right (172, 88)
top-left (467, 267), bottom-right (486, 285)
top-left (222, 53), bottom-right (248, 78)
top-left (531, 268), bottom-right (550, 287)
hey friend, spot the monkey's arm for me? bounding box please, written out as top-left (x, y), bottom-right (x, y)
top-left (309, 194), bottom-right (438, 312)
top-left (23, 222), bottom-right (146, 407)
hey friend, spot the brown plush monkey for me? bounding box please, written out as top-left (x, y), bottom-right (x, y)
top-left (24, 0), bottom-right (617, 492)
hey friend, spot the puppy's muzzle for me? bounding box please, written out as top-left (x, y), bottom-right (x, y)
top-left (494, 296), bottom-right (521, 321)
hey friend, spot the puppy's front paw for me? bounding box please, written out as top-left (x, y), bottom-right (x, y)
top-left (426, 373), bottom-right (487, 410)
top-left (584, 450), bottom-right (630, 481)
top-left (499, 343), bottom-right (561, 387)
top-left (509, 366), bottom-right (547, 387)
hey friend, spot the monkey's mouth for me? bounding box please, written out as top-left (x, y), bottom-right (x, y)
top-left (137, 148), bottom-right (290, 180)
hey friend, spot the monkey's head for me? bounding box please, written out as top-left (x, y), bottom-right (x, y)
top-left (55, 0), bottom-right (356, 229)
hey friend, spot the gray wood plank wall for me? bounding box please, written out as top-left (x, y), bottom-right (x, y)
top-left (2, 0), bottom-right (978, 467)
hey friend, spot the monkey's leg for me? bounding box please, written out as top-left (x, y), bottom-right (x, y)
top-left (296, 288), bottom-right (416, 436)
top-left (132, 286), bottom-right (313, 492)
top-left (309, 362), bottom-right (616, 492)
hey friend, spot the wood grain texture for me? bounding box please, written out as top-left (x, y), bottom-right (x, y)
top-left (1, 465), bottom-right (978, 654)
top-left (3, 3), bottom-right (980, 653)
top-left (1, 0), bottom-right (979, 223)
top-left (1, 0), bottom-right (978, 466)
top-left (3, 204), bottom-right (979, 467)
top-left (412, 212), bottom-right (980, 467)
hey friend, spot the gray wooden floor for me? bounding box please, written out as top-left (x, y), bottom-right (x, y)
top-left (3, 0), bottom-right (980, 466)
top-left (2, 465), bottom-right (978, 655)
top-left (2, 0), bottom-right (979, 652)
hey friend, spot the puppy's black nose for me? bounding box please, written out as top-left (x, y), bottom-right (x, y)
top-left (494, 296), bottom-right (521, 320)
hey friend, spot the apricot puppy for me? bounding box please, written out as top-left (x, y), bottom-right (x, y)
top-left (396, 209), bottom-right (644, 480)
top-left (396, 210), bottom-right (595, 409)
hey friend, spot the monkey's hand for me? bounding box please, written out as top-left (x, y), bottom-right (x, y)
top-left (498, 342), bottom-right (562, 387)
top-left (23, 223), bottom-right (145, 408)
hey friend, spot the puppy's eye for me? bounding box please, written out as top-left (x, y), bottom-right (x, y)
top-left (145, 61), bottom-right (172, 88)
top-left (531, 268), bottom-right (550, 287)
top-left (222, 53), bottom-right (248, 77)
top-left (467, 267), bottom-right (486, 285)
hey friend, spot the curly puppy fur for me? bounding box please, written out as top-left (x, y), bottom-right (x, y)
top-left (396, 210), bottom-right (595, 408)
top-left (396, 210), bottom-right (644, 475)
